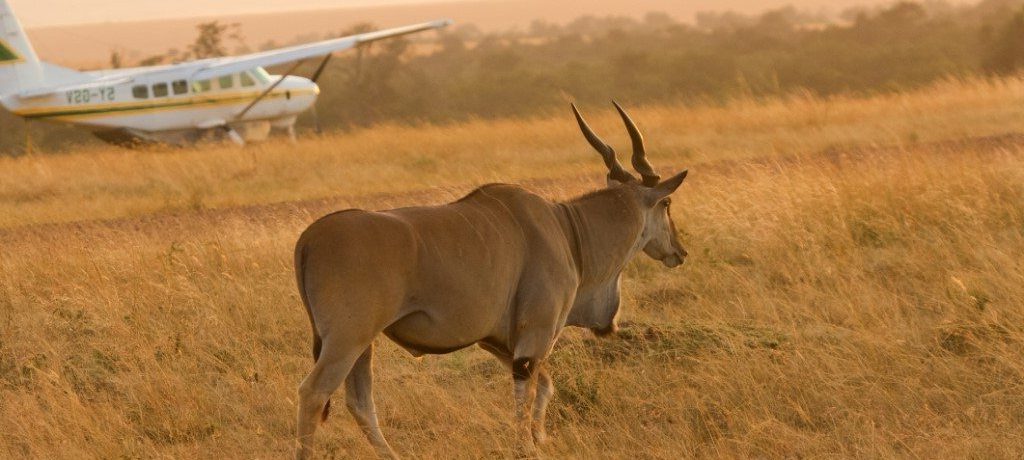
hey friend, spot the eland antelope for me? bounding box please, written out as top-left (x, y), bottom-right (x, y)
top-left (294, 102), bottom-right (689, 459)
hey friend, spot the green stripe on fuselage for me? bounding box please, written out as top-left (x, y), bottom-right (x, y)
top-left (20, 93), bottom-right (280, 120)
top-left (0, 40), bottom-right (20, 62)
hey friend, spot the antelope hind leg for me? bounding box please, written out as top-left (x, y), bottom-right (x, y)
top-left (295, 339), bottom-right (365, 460)
top-left (345, 344), bottom-right (399, 459)
top-left (480, 344), bottom-right (556, 446)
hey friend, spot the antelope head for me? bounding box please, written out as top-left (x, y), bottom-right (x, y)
top-left (571, 101), bottom-right (689, 268)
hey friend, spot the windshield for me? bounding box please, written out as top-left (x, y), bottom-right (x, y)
top-left (252, 67), bottom-right (272, 84)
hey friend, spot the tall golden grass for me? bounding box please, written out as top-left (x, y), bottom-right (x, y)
top-left (2, 76), bottom-right (1023, 458)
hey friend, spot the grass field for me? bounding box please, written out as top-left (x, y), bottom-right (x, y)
top-left (2, 77), bottom-right (1024, 458)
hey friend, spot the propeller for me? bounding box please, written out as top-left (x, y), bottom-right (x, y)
top-left (229, 59), bottom-right (306, 145)
top-left (309, 54), bottom-right (333, 135)
top-left (234, 44), bottom-right (360, 139)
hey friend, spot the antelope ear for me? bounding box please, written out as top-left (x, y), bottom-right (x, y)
top-left (607, 175), bottom-right (629, 187)
top-left (644, 170), bottom-right (688, 204)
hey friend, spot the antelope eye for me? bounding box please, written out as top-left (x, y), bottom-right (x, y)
top-left (662, 198), bottom-right (671, 207)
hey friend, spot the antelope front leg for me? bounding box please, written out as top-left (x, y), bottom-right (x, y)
top-left (478, 343), bottom-right (547, 455)
top-left (531, 368), bottom-right (554, 444)
top-left (512, 357), bottom-right (539, 458)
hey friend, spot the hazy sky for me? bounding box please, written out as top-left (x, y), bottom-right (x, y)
top-left (9, 0), bottom-right (978, 28)
top-left (9, 0), bottom-right (459, 27)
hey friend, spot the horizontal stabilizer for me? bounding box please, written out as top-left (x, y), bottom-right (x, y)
top-left (15, 64), bottom-right (102, 99)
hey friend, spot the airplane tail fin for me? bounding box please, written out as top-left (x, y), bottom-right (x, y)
top-left (0, 0), bottom-right (43, 97)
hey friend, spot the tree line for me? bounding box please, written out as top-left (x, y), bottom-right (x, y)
top-left (4, 0), bottom-right (1024, 154)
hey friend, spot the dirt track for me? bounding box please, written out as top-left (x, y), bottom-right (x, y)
top-left (5, 132), bottom-right (1022, 245)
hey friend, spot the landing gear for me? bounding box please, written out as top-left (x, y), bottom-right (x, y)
top-left (286, 124), bottom-right (297, 143)
top-left (222, 125), bottom-right (246, 146)
top-left (271, 116), bottom-right (299, 144)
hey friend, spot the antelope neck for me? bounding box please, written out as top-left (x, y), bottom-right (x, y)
top-left (556, 188), bottom-right (644, 288)
top-left (557, 202), bottom-right (587, 281)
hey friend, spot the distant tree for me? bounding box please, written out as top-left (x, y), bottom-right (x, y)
top-left (138, 55), bottom-right (165, 66)
top-left (643, 11), bottom-right (675, 29)
top-left (109, 50), bottom-right (122, 69)
top-left (528, 20), bottom-right (559, 37)
top-left (452, 24), bottom-right (483, 41)
top-left (357, 36), bottom-right (411, 103)
top-left (258, 40), bottom-right (279, 52)
top-left (339, 22), bottom-right (376, 38)
top-left (984, 7), bottom-right (1024, 74)
top-left (437, 31), bottom-right (466, 55)
top-left (338, 23), bottom-right (378, 84)
top-left (188, 21), bottom-right (244, 59)
top-left (165, 48), bottom-right (182, 63)
top-left (13, 1), bottom-right (1024, 152)
top-left (875, 2), bottom-right (928, 25)
top-left (695, 11), bottom-right (754, 32)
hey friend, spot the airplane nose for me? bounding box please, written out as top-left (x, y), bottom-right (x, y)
top-left (280, 76), bottom-right (319, 94)
top-left (279, 76), bottom-right (319, 112)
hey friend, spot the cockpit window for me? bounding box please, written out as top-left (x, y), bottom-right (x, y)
top-left (218, 75), bottom-right (234, 90)
top-left (240, 71), bottom-right (256, 87)
top-left (192, 79), bottom-right (211, 93)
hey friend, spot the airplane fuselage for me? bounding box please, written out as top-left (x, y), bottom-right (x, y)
top-left (0, 0), bottom-right (449, 148)
top-left (0, 66), bottom-right (318, 145)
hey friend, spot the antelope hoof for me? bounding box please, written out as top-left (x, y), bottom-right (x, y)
top-left (532, 428), bottom-right (549, 445)
top-left (514, 432), bottom-right (541, 459)
top-left (515, 445), bottom-right (542, 460)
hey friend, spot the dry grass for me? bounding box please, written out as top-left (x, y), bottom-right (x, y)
top-left (2, 76), bottom-right (1024, 458)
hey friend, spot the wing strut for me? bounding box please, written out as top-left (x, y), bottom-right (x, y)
top-left (310, 54), bottom-right (332, 83)
top-left (234, 59), bottom-right (305, 120)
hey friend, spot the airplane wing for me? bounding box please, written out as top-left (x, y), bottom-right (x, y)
top-left (189, 19), bottom-right (452, 81)
top-left (15, 19), bottom-right (451, 99)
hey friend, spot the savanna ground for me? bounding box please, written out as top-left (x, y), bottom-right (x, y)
top-left (2, 77), bottom-right (1024, 458)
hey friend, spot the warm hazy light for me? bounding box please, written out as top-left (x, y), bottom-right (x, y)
top-left (12, 0), bottom-right (978, 28)
top-left (9, 0), bottom-right (487, 27)
top-left (2, 0), bottom-right (1023, 455)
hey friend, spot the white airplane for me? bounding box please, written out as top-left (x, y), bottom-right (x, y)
top-left (0, 0), bottom-right (450, 146)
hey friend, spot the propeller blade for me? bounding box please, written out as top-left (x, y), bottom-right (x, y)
top-left (312, 103), bottom-right (323, 135)
top-left (355, 45), bottom-right (366, 83)
top-left (308, 54), bottom-right (331, 135)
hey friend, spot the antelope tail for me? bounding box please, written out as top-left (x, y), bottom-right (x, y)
top-left (294, 242), bottom-right (331, 422)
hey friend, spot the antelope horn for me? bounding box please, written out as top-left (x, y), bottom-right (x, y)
top-left (612, 101), bottom-right (661, 187)
top-left (571, 103), bottom-right (637, 184)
